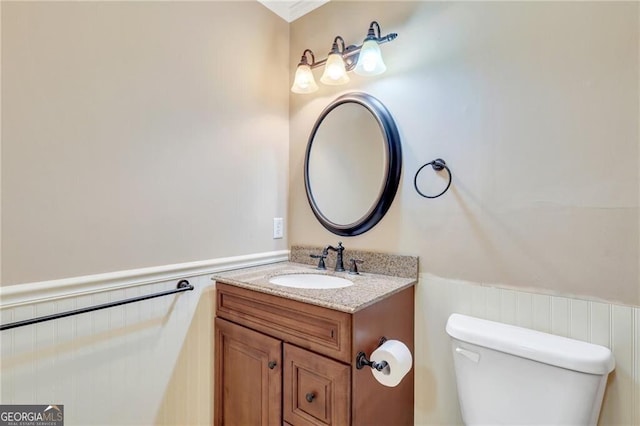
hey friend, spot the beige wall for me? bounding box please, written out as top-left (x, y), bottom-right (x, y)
top-left (1, 2), bottom-right (638, 425)
top-left (1, 1), bottom-right (289, 285)
top-left (289, 1), bottom-right (640, 306)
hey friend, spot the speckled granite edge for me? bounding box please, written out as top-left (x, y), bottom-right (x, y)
top-left (212, 262), bottom-right (417, 313)
top-left (290, 245), bottom-right (418, 279)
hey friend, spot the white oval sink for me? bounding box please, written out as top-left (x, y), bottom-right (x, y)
top-left (269, 273), bottom-right (353, 289)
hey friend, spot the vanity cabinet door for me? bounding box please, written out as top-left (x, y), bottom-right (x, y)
top-left (214, 318), bottom-right (282, 426)
top-left (283, 343), bottom-right (350, 426)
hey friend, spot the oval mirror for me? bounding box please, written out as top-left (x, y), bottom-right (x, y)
top-left (304, 93), bottom-right (402, 236)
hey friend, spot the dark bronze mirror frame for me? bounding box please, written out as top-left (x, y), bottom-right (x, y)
top-left (304, 92), bottom-right (402, 237)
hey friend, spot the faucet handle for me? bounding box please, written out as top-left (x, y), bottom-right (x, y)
top-left (310, 253), bottom-right (327, 270)
top-left (348, 258), bottom-right (363, 275)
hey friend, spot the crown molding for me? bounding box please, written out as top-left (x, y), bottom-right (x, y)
top-left (258, 0), bottom-right (329, 23)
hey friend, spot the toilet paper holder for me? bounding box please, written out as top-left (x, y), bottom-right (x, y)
top-left (356, 337), bottom-right (389, 371)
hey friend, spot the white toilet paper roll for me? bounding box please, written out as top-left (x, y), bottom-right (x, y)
top-left (370, 339), bottom-right (413, 387)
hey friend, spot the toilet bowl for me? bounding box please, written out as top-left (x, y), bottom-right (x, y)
top-left (446, 313), bottom-right (615, 425)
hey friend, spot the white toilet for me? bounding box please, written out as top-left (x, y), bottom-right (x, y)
top-left (446, 313), bottom-right (615, 425)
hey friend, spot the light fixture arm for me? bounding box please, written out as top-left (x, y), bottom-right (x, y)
top-left (298, 49), bottom-right (316, 66)
top-left (366, 21), bottom-right (382, 41)
top-left (330, 36), bottom-right (347, 55)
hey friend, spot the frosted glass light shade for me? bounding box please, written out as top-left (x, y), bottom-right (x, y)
top-left (291, 64), bottom-right (318, 94)
top-left (354, 39), bottom-right (386, 76)
top-left (320, 53), bottom-right (350, 85)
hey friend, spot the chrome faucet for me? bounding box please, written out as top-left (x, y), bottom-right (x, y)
top-left (324, 242), bottom-right (345, 272)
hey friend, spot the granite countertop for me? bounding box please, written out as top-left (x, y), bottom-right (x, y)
top-left (212, 261), bottom-right (417, 313)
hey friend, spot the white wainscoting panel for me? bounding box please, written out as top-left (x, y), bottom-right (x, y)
top-left (415, 273), bottom-right (640, 426)
top-left (0, 275), bottom-right (213, 425)
top-left (0, 251), bottom-right (287, 425)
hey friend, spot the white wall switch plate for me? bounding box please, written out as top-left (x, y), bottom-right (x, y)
top-left (273, 217), bottom-right (284, 239)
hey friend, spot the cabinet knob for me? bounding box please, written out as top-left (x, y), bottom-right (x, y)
top-left (305, 392), bottom-right (315, 403)
top-left (268, 360), bottom-right (277, 369)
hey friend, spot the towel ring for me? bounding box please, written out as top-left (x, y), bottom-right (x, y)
top-left (414, 158), bottom-right (452, 199)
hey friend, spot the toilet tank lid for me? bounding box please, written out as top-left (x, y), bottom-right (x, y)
top-left (446, 313), bottom-right (615, 375)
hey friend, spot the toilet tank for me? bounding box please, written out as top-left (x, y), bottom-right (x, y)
top-left (446, 314), bottom-right (615, 426)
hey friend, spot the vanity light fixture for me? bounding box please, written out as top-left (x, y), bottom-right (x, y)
top-left (290, 21), bottom-right (397, 94)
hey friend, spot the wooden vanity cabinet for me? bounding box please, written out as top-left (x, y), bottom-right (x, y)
top-left (214, 317), bottom-right (282, 425)
top-left (214, 281), bottom-right (414, 426)
top-left (283, 343), bottom-right (351, 425)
